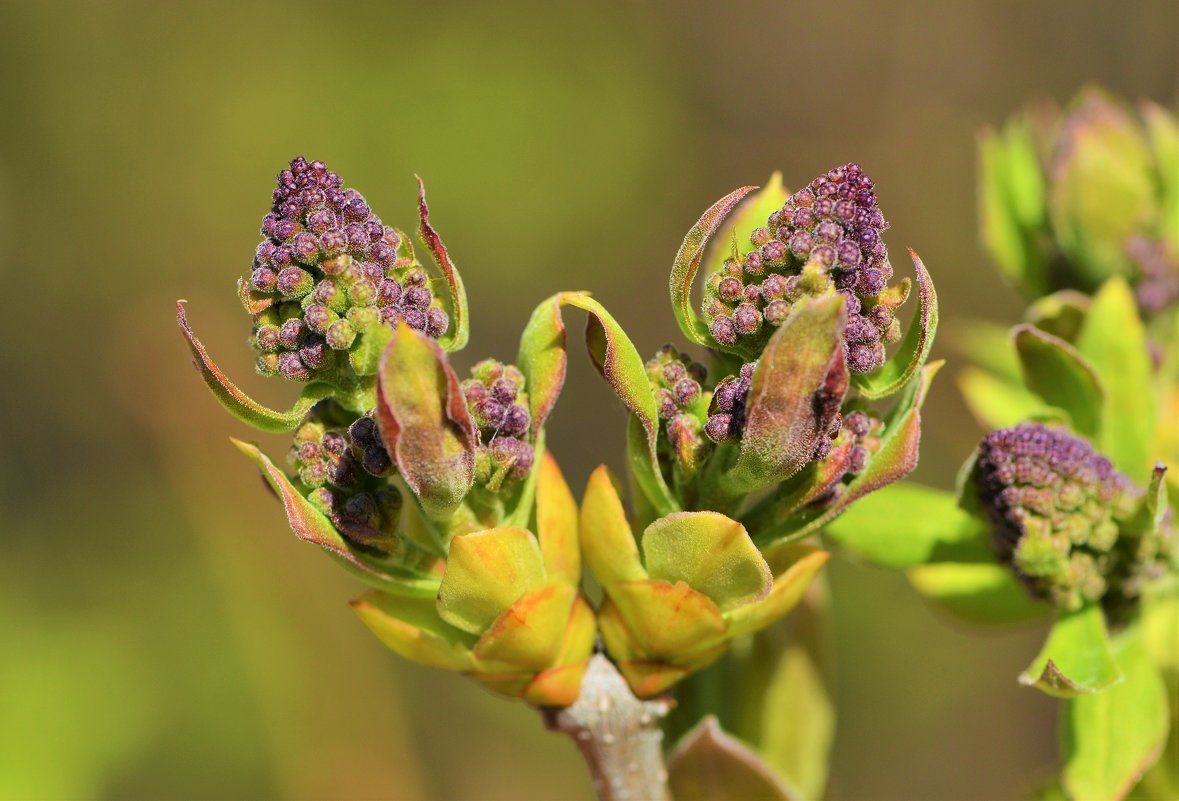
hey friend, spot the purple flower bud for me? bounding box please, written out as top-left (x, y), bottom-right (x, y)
top-left (717, 276), bottom-right (744, 303)
top-left (278, 318), bottom-right (306, 349)
top-left (844, 411), bottom-right (871, 438)
top-left (299, 335), bottom-right (330, 369)
top-left (343, 197), bottom-right (371, 222)
top-left (761, 240), bottom-right (787, 265)
top-left (251, 266), bottom-right (278, 292)
top-left (255, 325), bottom-right (281, 352)
top-left (320, 229), bottom-right (347, 257)
top-left (764, 299), bottom-right (791, 325)
top-left (857, 268), bottom-right (886, 297)
top-left (744, 250), bottom-right (765, 276)
top-left (848, 444), bottom-right (869, 474)
top-left (734, 303), bottom-right (763, 336)
top-left (502, 404), bottom-right (531, 437)
top-left (674, 378), bottom-right (700, 406)
top-left (705, 413), bottom-right (733, 442)
top-left (846, 342), bottom-right (884, 373)
top-left (402, 307), bottom-right (428, 331)
top-left (278, 351), bottom-right (311, 381)
top-left (255, 240), bottom-right (277, 265)
top-left (292, 232), bottom-right (320, 264)
top-left (868, 303), bottom-right (894, 329)
top-left (750, 227), bottom-right (771, 247)
top-left (789, 232), bottom-right (813, 258)
top-left (344, 223), bottom-right (369, 253)
top-left (761, 274), bottom-right (787, 300)
top-left (425, 307), bottom-right (450, 338)
top-left (276, 266), bottom-right (313, 298)
top-left (710, 316), bottom-right (738, 346)
top-left (274, 218), bottom-right (300, 241)
top-left (304, 304), bottom-right (336, 334)
top-left (405, 286), bottom-right (432, 308)
top-left (348, 279), bottom-right (378, 307)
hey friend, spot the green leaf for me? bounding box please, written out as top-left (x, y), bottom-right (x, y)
top-left (1024, 289), bottom-right (1091, 343)
top-left (822, 482), bottom-right (992, 568)
top-left (627, 414), bottom-right (679, 518)
top-left (853, 249), bottom-right (939, 399)
top-left (436, 527), bottom-right (548, 635)
top-left (724, 545), bottom-right (829, 638)
top-left (1014, 324), bottom-right (1105, 438)
top-left (755, 361), bottom-right (941, 546)
top-left (375, 322), bottom-right (476, 522)
top-left (948, 319), bottom-right (1022, 382)
top-left (415, 177), bottom-right (469, 352)
top-left (1020, 604), bottom-right (1122, 698)
top-left (1063, 624), bottom-right (1170, 801)
top-left (534, 452), bottom-right (580, 586)
top-left (713, 294), bottom-right (847, 499)
top-left (702, 174), bottom-right (790, 283)
top-left (668, 717), bottom-right (798, 801)
top-left (606, 580), bottom-right (728, 659)
top-left (347, 319), bottom-right (393, 376)
top-left (1141, 101), bottom-right (1179, 247)
top-left (957, 365), bottom-right (1066, 431)
top-left (232, 438), bottom-right (438, 595)
top-left (578, 465), bottom-right (647, 588)
top-left (350, 590), bottom-right (477, 671)
top-left (670, 185), bottom-right (759, 346)
top-left (641, 512), bottom-right (772, 612)
top-left (907, 562), bottom-right (1047, 625)
top-left (176, 301), bottom-right (333, 432)
top-left (1076, 277), bottom-right (1155, 482)
top-left (517, 294), bottom-right (569, 440)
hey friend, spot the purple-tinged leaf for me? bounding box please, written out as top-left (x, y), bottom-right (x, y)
top-left (517, 293), bottom-right (572, 440)
top-left (416, 176), bottom-right (469, 352)
top-left (715, 294), bottom-right (847, 498)
top-left (236, 278), bottom-right (275, 315)
top-left (375, 321), bottom-right (476, 522)
top-left (670, 185), bottom-right (759, 346)
top-left (853, 249), bottom-right (939, 400)
top-left (756, 361), bottom-right (942, 546)
top-left (177, 301), bottom-right (331, 433)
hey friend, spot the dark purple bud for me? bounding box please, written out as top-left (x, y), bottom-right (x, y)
top-left (473, 397), bottom-right (507, 429)
top-left (812, 437), bottom-right (833, 461)
top-left (857, 268), bottom-right (886, 297)
top-left (705, 413), bottom-right (733, 442)
top-left (370, 240), bottom-right (395, 266)
top-left (425, 307), bottom-right (449, 338)
top-left (405, 286), bottom-right (432, 308)
top-left (299, 335), bottom-right (330, 369)
top-left (292, 233), bottom-right (320, 264)
top-left (274, 218), bottom-right (300, 241)
top-left (323, 431), bottom-right (348, 457)
top-left (344, 223), bottom-right (369, 252)
top-left (278, 318), bottom-right (306, 349)
top-left (271, 246), bottom-right (293, 268)
top-left (794, 208), bottom-right (816, 229)
top-left (868, 303), bottom-right (894, 329)
top-left (377, 278), bottom-right (403, 306)
top-left (845, 313), bottom-right (880, 344)
top-left (733, 303), bottom-right (763, 336)
top-left (836, 240), bottom-right (861, 268)
top-left (491, 377), bottom-right (519, 404)
top-left (815, 220), bottom-right (842, 242)
top-left (502, 404), bottom-right (531, 438)
top-left (844, 410), bottom-right (871, 438)
top-left (261, 214), bottom-right (280, 238)
top-left (402, 307), bottom-right (428, 331)
top-left (343, 197), bottom-right (370, 222)
top-left (277, 352), bottom-right (311, 381)
top-left (761, 240), bottom-right (787, 265)
top-left (662, 361), bottom-right (687, 384)
top-left (405, 268), bottom-right (428, 287)
top-left (251, 266), bottom-right (278, 292)
top-left (810, 245), bottom-right (836, 269)
top-left (789, 232), bottom-right (813, 258)
top-left (846, 342), bottom-right (885, 374)
top-left (320, 229), bottom-right (347, 257)
top-left (255, 240), bottom-right (277, 265)
top-left (674, 378), bottom-right (701, 406)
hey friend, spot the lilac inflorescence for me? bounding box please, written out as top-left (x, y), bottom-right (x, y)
top-left (288, 418), bottom-right (402, 553)
top-left (1127, 236), bottom-right (1179, 317)
top-left (646, 345), bottom-right (712, 472)
top-left (974, 423), bottom-right (1145, 611)
top-left (248, 157), bottom-right (450, 382)
top-left (701, 163), bottom-right (905, 373)
top-left (462, 359), bottom-right (535, 486)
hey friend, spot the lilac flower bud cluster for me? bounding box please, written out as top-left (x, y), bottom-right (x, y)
top-left (645, 345), bottom-right (712, 471)
top-left (247, 157), bottom-right (449, 382)
top-left (838, 409), bottom-right (883, 476)
top-left (462, 359), bottom-right (535, 486)
top-left (701, 163), bottom-right (905, 373)
top-left (288, 419), bottom-right (401, 551)
top-left (975, 423), bottom-right (1140, 610)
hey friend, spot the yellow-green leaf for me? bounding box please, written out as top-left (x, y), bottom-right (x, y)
top-left (437, 527), bottom-right (547, 635)
top-left (350, 590), bottom-right (477, 671)
top-left (579, 466), bottom-right (647, 588)
top-left (1020, 604), bottom-right (1122, 698)
top-left (1014, 323), bottom-right (1105, 438)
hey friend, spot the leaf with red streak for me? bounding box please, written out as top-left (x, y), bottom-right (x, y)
top-left (416, 176), bottom-right (469, 352)
top-left (177, 301), bottom-right (332, 433)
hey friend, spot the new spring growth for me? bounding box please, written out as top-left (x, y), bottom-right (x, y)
top-left (646, 346), bottom-right (712, 475)
top-left (980, 88), bottom-right (1179, 314)
top-left (700, 163), bottom-right (906, 373)
top-left (463, 359), bottom-right (536, 490)
top-left (974, 423), bottom-right (1173, 612)
top-left (246, 157), bottom-right (451, 384)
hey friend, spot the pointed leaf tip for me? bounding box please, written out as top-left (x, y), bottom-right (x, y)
top-left (177, 301), bottom-right (331, 432)
top-left (416, 177), bottom-right (469, 352)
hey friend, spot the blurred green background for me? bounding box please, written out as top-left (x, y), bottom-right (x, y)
top-left (0, 1), bottom-right (1174, 798)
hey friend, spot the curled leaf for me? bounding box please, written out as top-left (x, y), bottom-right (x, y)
top-left (668, 716), bottom-right (798, 801)
top-left (517, 294), bottom-right (570, 439)
top-left (1013, 323), bottom-right (1105, 438)
top-left (375, 321), bottom-right (476, 522)
top-left (853, 249), bottom-right (939, 400)
top-left (416, 176), bottom-right (469, 352)
top-left (232, 438), bottom-right (437, 594)
top-left (177, 301), bottom-right (332, 432)
top-left (670, 185), bottom-right (759, 346)
top-left (1020, 604), bottom-right (1122, 698)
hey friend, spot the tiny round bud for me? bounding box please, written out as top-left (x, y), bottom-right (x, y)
top-left (405, 286), bottom-right (432, 308)
top-left (405, 268), bottom-right (428, 287)
top-left (292, 233), bottom-right (319, 264)
top-left (761, 274), bottom-right (787, 300)
top-left (278, 318), bottom-right (306, 349)
top-left (812, 437), bottom-right (833, 461)
top-left (857, 268), bottom-right (886, 297)
top-left (717, 276), bottom-right (744, 302)
top-left (278, 351), bottom-right (311, 381)
top-left (733, 303), bottom-right (763, 336)
top-left (789, 231), bottom-right (813, 258)
top-left (426, 307), bottom-right (449, 338)
top-left (320, 229), bottom-right (347, 257)
top-left (744, 251), bottom-right (765, 276)
top-left (251, 266), bottom-right (278, 292)
top-left (377, 278), bottom-right (403, 306)
top-left (255, 325), bottom-right (281, 352)
top-left (810, 245), bottom-right (836, 269)
top-left (276, 266), bottom-right (313, 298)
top-left (661, 361), bottom-right (687, 385)
top-left (299, 335), bottom-right (331, 369)
top-left (325, 319), bottom-right (357, 350)
top-left (705, 414), bottom-right (733, 442)
top-left (473, 397), bottom-right (506, 428)
top-left (710, 316), bottom-right (738, 346)
top-left (750, 227), bottom-right (771, 247)
top-left (868, 303), bottom-right (894, 329)
top-left (303, 304), bottom-right (337, 334)
top-left (348, 279), bottom-right (378, 307)
top-left (502, 404), bottom-right (531, 437)
top-left (761, 240), bottom-right (787, 265)
top-left (674, 378), bottom-right (701, 406)
top-left (848, 444), bottom-right (869, 474)
top-left (764, 299), bottom-right (791, 325)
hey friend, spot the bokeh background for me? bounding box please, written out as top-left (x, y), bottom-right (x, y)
top-left (1, 1), bottom-right (1175, 798)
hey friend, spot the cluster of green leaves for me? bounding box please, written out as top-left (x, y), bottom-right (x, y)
top-left (829, 88), bottom-right (1179, 801)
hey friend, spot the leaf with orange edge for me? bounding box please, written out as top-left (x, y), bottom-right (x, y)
top-left (535, 452), bottom-right (580, 585)
top-left (607, 580), bottom-right (728, 658)
top-left (473, 582), bottom-right (576, 669)
top-left (350, 590), bottom-right (476, 671)
top-left (725, 544), bottom-right (829, 638)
